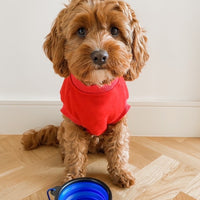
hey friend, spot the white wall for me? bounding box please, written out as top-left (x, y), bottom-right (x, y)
top-left (126, 0), bottom-right (200, 102)
top-left (0, 0), bottom-right (200, 136)
top-left (0, 0), bottom-right (64, 101)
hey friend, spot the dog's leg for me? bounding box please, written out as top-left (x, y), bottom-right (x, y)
top-left (103, 116), bottom-right (135, 188)
top-left (57, 121), bottom-right (66, 161)
top-left (61, 117), bottom-right (90, 183)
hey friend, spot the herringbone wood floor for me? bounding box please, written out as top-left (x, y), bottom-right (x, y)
top-left (0, 135), bottom-right (200, 200)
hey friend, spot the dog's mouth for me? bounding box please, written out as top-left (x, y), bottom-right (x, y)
top-left (95, 66), bottom-right (104, 70)
top-left (82, 68), bottom-right (116, 86)
top-left (94, 65), bottom-right (107, 71)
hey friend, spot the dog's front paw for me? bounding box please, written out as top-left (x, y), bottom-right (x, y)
top-left (110, 169), bottom-right (135, 188)
top-left (63, 173), bottom-right (85, 184)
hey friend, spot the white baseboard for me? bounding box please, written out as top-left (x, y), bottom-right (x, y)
top-left (0, 100), bottom-right (200, 137)
top-left (0, 101), bottom-right (63, 135)
top-left (128, 101), bottom-right (200, 137)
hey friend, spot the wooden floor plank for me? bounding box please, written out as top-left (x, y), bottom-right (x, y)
top-left (0, 152), bottom-right (23, 176)
top-left (150, 137), bottom-right (200, 160)
top-left (0, 135), bottom-right (21, 153)
top-left (183, 173), bottom-right (200, 200)
top-left (129, 139), bottom-right (161, 169)
top-left (134, 163), bottom-right (198, 200)
top-left (173, 192), bottom-right (196, 200)
top-left (135, 137), bottom-right (200, 171)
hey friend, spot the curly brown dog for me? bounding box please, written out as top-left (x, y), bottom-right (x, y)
top-left (21, 0), bottom-right (148, 188)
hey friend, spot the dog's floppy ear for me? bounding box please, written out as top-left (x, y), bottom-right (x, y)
top-left (123, 9), bottom-right (149, 81)
top-left (43, 8), bottom-right (69, 77)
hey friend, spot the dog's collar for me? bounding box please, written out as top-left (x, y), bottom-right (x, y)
top-left (70, 74), bottom-right (119, 94)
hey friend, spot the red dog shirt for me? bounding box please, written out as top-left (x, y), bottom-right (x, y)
top-left (60, 74), bottom-right (130, 136)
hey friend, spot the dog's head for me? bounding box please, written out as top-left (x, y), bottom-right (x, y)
top-left (43, 0), bottom-right (149, 85)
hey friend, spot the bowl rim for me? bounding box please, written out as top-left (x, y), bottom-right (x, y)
top-left (55, 177), bottom-right (112, 200)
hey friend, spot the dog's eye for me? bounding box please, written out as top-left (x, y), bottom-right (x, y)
top-left (111, 27), bottom-right (119, 36)
top-left (77, 27), bottom-right (87, 38)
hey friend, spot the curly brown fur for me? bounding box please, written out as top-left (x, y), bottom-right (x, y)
top-left (22, 0), bottom-right (148, 188)
top-left (58, 117), bottom-right (91, 181)
top-left (104, 117), bottom-right (135, 187)
top-left (21, 125), bottom-right (59, 150)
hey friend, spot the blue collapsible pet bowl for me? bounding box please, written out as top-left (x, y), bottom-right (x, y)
top-left (47, 177), bottom-right (112, 200)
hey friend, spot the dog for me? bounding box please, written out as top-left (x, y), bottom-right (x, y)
top-left (21, 0), bottom-right (148, 188)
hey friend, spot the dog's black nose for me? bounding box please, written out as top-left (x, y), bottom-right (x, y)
top-left (91, 50), bottom-right (108, 66)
